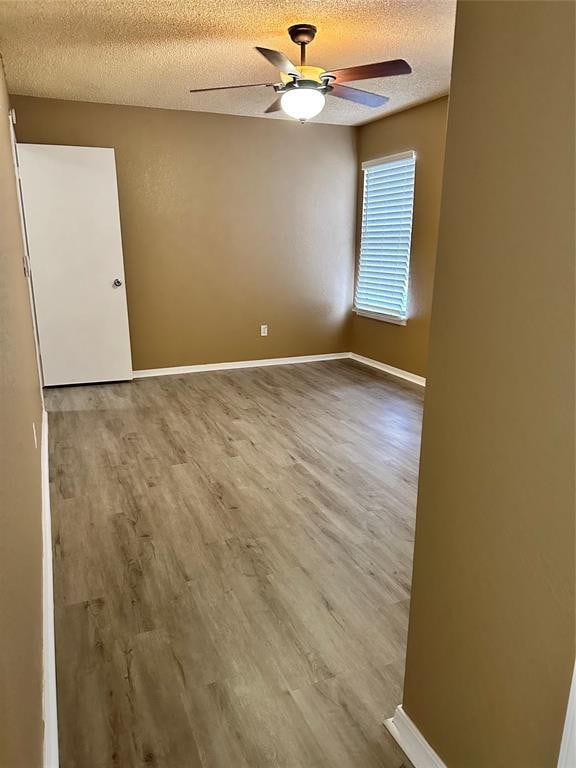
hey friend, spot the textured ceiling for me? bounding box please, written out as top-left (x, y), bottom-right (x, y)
top-left (0, 0), bottom-right (455, 126)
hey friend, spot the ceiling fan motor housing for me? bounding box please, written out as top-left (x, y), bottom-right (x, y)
top-left (280, 65), bottom-right (327, 86)
top-left (283, 79), bottom-right (322, 94)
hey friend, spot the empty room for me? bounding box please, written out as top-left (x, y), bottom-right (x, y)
top-left (0, 2), bottom-right (574, 768)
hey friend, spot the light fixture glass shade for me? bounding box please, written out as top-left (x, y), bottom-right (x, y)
top-left (281, 88), bottom-right (326, 121)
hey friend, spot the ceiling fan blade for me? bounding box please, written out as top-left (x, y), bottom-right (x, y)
top-left (329, 59), bottom-right (412, 83)
top-left (190, 82), bottom-right (272, 94)
top-left (329, 84), bottom-right (389, 108)
top-left (264, 97), bottom-right (283, 114)
top-left (255, 47), bottom-right (300, 78)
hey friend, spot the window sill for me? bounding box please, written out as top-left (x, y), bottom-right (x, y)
top-left (353, 309), bottom-right (407, 326)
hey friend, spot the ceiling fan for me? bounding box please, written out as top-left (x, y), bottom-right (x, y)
top-left (189, 24), bottom-right (412, 122)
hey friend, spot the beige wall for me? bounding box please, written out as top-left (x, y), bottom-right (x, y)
top-left (0, 67), bottom-right (44, 766)
top-left (403, 3), bottom-right (575, 767)
top-left (351, 97), bottom-right (447, 377)
top-left (11, 96), bottom-right (356, 371)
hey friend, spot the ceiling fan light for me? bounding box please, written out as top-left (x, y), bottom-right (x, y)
top-left (281, 87), bottom-right (325, 121)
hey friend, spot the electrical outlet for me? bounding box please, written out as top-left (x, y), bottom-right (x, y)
top-left (32, 421), bottom-right (37, 449)
top-left (260, 324), bottom-right (268, 337)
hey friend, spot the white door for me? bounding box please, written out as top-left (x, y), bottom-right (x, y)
top-left (17, 144), bottom-right (133, 386)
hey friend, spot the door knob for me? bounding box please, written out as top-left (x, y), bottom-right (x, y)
top-left (112, 278), bottom-right (122, 288)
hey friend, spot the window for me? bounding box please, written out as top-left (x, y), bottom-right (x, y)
top-left (354, 151), bottom-right (416, 325)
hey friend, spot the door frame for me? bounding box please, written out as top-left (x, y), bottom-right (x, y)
top-left (8, 108), bottom-right (45, 392)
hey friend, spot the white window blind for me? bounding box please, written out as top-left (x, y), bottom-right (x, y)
top-left (355, 151), bottom-right (416, 324)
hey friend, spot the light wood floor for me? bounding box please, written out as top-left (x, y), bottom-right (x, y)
top-left (47, 360), bottom-right (422, 768)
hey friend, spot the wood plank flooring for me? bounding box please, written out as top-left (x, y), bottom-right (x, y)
top-left (46, 360), bottom-right (423, 768)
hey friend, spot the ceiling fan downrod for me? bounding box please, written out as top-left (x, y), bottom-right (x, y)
top-left (287, 23), bottom-right (317, 67)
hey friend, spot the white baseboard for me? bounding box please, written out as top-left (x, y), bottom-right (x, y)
top-left (133, 352), bottom-right (350, 378)
top-left (133, 352), bottom-right (426, 387)
top-left (349, 353), bottom-right (426, 387)
top-left (558, 662), bottom-right (576, 768)
top-left (385, 706), bottom-right (447, 768)
top-left (41, 410), bottom-right (59, 768)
